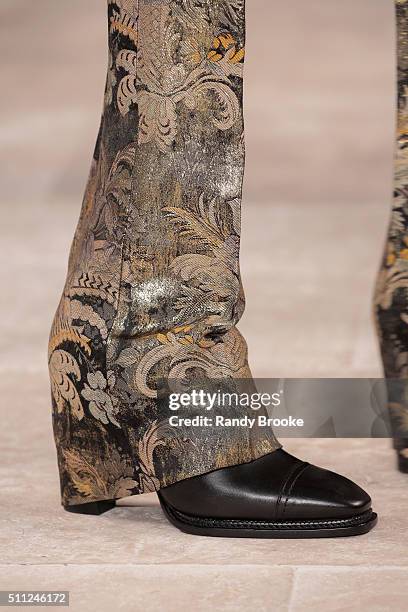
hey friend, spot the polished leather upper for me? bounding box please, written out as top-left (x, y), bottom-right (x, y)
top-left (160, 450), bottom-right (371, 521)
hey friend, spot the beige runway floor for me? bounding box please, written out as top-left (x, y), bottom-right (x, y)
top-left (1, 1), bottom-right (407, 610)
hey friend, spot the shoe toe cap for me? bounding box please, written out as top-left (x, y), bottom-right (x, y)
top-left (282, 464), bottom-right (372, 520)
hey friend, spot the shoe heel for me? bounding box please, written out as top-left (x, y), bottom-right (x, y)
top-left (64, 500), bottom-right (115, 515)
top-left (398, 452), bottom-right (408, 474)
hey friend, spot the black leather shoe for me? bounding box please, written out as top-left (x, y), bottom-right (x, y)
top-left (158, 450), bottom-right (378, 538)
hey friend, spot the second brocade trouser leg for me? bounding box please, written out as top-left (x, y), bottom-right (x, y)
top-left (375, 0), bottom-right (408, 472)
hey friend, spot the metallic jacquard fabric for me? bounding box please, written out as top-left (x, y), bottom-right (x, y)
top-left (48, 0), bottom-right (280, 507)
top-left (375, 1), bottom-right (408, 456)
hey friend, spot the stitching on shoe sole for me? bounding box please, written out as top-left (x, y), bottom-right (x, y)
top-left (165, 504), bottom-right (374, 531)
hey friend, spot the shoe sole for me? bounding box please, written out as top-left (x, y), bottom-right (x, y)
top-left (158, 495), bottom-right (378, 539)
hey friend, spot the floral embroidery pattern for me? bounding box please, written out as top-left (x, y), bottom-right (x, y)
top-left (114, 3), bottom-right (245, 152)
top-left (81, 371), bottom-right (120, 428)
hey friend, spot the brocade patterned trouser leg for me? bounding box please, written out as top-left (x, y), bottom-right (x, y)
top-left (375, 1), bottom-right (408, 458)
top-left (48, 0), bottom-right (280, 507)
